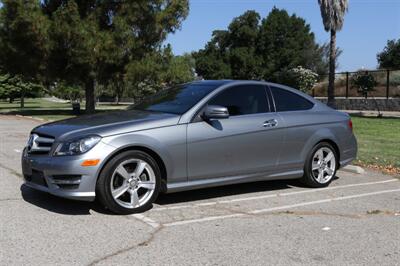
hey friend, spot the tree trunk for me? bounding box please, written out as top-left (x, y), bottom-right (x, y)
top-left (20, 90), bottom-right (25, 108)
top-left (327, 29), bottom-right (336, 108)
top-left (116, 87), bottom-right (122, 104)
top-left (85, 78), bottom-right (95, 114)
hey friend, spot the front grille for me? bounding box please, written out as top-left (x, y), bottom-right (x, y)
top-left (27, 133), bottom-right (55, 155)
top-left (25, 170), bottom-right (48, 187)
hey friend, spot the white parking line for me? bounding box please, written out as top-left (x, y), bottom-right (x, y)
top-left (164, 214), bottom-right (243, 227)
top-left (131, 213), bottom-right (161, 228)
top-left (163, 188), bottom-right (400, 227)
top-left (14, 149), bottom-right (21, 153)
top-left (153, 179), bottom-right (398, 212)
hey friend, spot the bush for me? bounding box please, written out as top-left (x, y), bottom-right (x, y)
top-left (351, 71), bottom-right (377, 98)
top-left (282, 66), bottom-right (318, 93)
top-left (389, 71), bottom-right (400, 87)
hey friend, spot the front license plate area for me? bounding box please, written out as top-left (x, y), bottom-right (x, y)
top-left (26, 170), bottom-right (48, 187)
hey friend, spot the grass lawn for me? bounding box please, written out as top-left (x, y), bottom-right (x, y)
top-left (351, 116), bottom-right (400, 174)
top-left (0, 98), bottom-right (129, 121)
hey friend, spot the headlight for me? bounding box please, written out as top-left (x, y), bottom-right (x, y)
top-left (54, 135), bottom-right (101, 156)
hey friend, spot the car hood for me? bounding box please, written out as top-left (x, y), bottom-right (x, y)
top-left (32, 109), bottom-right (180, 141)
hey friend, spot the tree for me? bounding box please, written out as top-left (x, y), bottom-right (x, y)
top-left (52, 82), bottom-right (83, 103)
top-left (313, 43), bottom-right (343, 77)
top-left (164, 53), bottom-right (196, 85)
top-left (377, 39), bottom-right (400, 69)
top-left (259, 8), bottom-right (322, 81)
top-left (318, 0), bottom-right (348, 107)
top-left (0, 73), bottom-right (43, 103)
top-left (43, 0), bottom-right (189, 113)
top-left (193, 8), bottom-right (326, 82)
top-left (193, 30), bottom-right (232, 79)
top-left (125, 45), bottom-right (195, 102)
top-left (0, 0), bottom-right (49, 107)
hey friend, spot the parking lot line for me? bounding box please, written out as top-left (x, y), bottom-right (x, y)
top-left (153, 179), bottom-right (398, 211)
top-left (131, 213), bottom-right (161, 228)
top-left (163, 188), bottom-right (400, 227)
top-left (250, 188), bottom-right (400, 214)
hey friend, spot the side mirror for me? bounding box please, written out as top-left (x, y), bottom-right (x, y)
top-left (203, 105), bottom-right (229, 120)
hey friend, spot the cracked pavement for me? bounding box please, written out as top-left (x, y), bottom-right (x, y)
top-left (1, 115), bottom-right (399, 265)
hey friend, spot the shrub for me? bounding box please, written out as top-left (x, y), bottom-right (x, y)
top-left (389, 71), bottom-right (400, 87)
top-left (283, 66), bottom-right (318, 93)
top-left (351, 71), bottom-right (377, 98)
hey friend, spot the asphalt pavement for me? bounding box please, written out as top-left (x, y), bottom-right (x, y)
top-left (0, 115), bottom-right (399, 266)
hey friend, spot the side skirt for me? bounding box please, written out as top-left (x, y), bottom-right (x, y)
top-left (166, 170), bottom-right (303, 193)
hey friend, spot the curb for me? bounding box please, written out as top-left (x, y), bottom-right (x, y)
top-left (15, 114), bottom-right (48, 122)
top-left (340, 165), bottom-right (365, 174)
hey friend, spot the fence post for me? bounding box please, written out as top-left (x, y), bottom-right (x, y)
top-left (312, 88), bottom-right (315, 97)
top-left (345, 72), bottom-right (349, 99)
top-left (386, 69), bottom-right (390, 99)
top-left (365, 71), bottom-right (369, 99)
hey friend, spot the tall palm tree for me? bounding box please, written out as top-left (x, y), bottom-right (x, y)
top-left (318, 0), bottom-right (348, 107)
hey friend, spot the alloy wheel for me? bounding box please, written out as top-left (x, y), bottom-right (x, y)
top-left (311, 147), bottom-right (336, 184)
top-left (110, 159), bottom-right (156, 209)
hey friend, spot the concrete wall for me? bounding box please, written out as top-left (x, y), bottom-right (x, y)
top-left (318, 98), bottom-right (400, 111)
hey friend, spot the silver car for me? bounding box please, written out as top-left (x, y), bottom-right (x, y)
top-left (22, 80), bottom-right (357, 214)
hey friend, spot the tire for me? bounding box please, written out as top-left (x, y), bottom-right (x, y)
top-left (300, 142), bottom-right (338, 188)
top-left (96, 150), bottom-right (161, 214)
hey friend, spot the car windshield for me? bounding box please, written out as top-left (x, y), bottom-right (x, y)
top-left (129, 84), bottom-right (219, 115)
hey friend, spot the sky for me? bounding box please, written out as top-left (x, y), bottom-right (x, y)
top-left (165, 0), bottom-right (400, 72)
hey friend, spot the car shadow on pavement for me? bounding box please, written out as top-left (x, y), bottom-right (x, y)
top-left (155, 179), bottom-right (315, 205)
top-left (20, 177), bottom-right (339, 215)
top-left (20, 184), bottom-right (111, 216)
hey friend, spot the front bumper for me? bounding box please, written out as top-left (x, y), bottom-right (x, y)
top-left (21, 141), bottom-right (115, 201)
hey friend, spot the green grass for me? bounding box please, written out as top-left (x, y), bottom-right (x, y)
top-left (0, 98), bottom-right (129, 121)
top-left (352, 116), bottom-right (400, 169)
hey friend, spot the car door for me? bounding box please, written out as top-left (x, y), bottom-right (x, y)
top-left (269, 86), bottom-right (316, 171)
top-left (187, 84), bottom-right (285, 181)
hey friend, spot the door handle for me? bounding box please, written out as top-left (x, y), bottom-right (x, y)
top-left (263, 119), bottom-right (278, 128)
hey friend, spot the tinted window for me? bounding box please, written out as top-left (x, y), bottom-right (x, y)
top-left (209, 85), bottom-right (269, 116)
top-left (131, 84), bottom-right (219, 114)
top-left (271, 87), bottom-right (314, 112)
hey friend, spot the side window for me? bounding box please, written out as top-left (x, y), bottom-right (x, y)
top-left (208, 85), bottom-right (269, 116)
top-left (271, 87), bottom-right (314, 112)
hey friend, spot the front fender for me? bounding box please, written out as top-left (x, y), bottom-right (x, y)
top-left (98, 125), bottom-right (187, 183)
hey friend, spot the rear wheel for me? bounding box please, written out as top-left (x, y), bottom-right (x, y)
top-left (301, 142), bottom-right (338, 188)
top-left (96, 150), bottom-right (161, 214)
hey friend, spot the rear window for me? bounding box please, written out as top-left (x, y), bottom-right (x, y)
top-left (271, 87), bottom-right (314, 112)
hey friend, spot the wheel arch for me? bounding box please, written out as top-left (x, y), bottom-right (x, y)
top-left (301, 129), bottom-right (341, 165)
top-left (317, 139), bottom-right (340, 164)
top-left (96, 145), bottom-right (168, 192)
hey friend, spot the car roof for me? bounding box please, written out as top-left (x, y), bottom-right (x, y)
top-left (187, 80), bottom-right (234, 86)
top-left (190, 79), bottom-right (273, 87)
top-left (191, 79), bottom-right (323, 106)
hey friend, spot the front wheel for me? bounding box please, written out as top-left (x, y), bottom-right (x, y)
top-left (300, 142), bottom-right (338, 188)
top-left (96, 150), bottom-right (161, 214)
